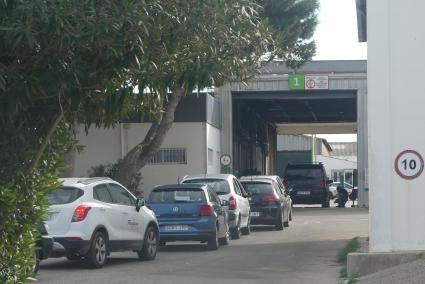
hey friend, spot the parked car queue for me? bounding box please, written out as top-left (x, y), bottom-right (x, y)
top-left (34, 174), bottom-right (293, 271)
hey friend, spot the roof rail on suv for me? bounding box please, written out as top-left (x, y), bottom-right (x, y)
top-left (77, 177), bottom-right (113, 185)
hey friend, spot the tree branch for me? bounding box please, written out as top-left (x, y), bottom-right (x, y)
top-left (28, 87), bottom-right (66, 173)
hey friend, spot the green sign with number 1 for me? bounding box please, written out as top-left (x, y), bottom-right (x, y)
top-left (288, 74), bottom-right (305, 90)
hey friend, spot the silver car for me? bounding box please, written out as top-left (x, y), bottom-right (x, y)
top-left (181, 174), bottom-right (251, 239)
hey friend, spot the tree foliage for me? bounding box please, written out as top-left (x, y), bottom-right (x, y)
top-left (0, 0), bottom-right (318, 281)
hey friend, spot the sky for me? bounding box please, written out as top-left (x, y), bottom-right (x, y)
top-left (313, 0), bottom-right (367, 61)
top-left (313, 0), bottom-right (366, 142)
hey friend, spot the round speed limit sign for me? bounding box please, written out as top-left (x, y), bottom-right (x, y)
top-left (394, 150), bottom-right (424, 180)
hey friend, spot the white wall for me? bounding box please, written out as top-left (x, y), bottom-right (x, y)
top-left (317, 155), bottom-right (357, 177)
top-left (73, 122), bottom-right (206, 197)
top-left (369, 1), bottom-right (425, 251)
top-left (206, 124), bottom-right (221, 174)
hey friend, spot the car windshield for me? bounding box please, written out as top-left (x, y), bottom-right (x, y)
top-left (149, 189), bottom-right (206, 203)
top-left (183, 179), bottom-right (230, 195)
top-left (284, 169), bottom-right (323, 181)
top-left (48, 186), bottom-right (84, 205)
top-left (240, 182), bottom-right (274, 195)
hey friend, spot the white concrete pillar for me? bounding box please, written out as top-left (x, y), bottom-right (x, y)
top-left (368, 0), bottom-right (425, 252)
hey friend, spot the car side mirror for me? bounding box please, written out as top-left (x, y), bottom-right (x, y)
top-left (220, 199), bottom-right (229, 206)
top-left (136, 197), bottom-right (146, 212)
top-left (326, 179), bottom-right (333, 184)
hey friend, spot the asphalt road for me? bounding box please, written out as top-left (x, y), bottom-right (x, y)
top-left (37, 205), bottom-right (368, 284)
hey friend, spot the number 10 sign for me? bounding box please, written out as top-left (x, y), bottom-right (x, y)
top-left (394, 150), bottom-right (424, 180)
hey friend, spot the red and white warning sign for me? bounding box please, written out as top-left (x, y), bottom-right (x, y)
top-left (305, 75), bottom-right (329, 90)
top-left (220, 154), bottom-right (232, 166)
top-left (394, 150), bottom-right (424, 180)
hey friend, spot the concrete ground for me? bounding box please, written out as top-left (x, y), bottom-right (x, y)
top-left (36, 204), bottom-right (368, 284)
top-left (356, 259), bottom-right (425, 284)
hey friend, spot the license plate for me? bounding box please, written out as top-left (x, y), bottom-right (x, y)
top-left (250, 212), bottom-right (260, 217)
top-left (165, 225), bottom-right (188, 231)
top-left (297, 191), bottom-right (311, 195)
top-left (47, 212), bottom-right (58, 221)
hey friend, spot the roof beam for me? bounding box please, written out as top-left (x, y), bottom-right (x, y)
top-left (276, 123), bottom-right (357, 135)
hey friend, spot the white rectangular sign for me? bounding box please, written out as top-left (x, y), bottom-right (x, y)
top-left (305, 75), bottom-right (329, 90)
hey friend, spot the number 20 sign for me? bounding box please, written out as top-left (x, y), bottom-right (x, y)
top-left (394, 150), bottom-right (424, 180)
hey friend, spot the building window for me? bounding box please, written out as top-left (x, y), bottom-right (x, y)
top-left (148, 148), bottom-right (187, 164)
top-left (208, 148), bottom-right (214, 165)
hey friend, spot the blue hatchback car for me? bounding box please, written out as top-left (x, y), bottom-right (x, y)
top-left (148, 184), bottom-right (230, 250)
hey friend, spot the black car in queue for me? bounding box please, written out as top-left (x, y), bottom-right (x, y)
top-left (240, 180), bottom-right (290, 230)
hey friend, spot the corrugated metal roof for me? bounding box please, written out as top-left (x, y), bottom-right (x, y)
top-left (329, 142), bottom-right (357, 156)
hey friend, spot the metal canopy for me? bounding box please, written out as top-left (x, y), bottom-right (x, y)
top-left (232, 90), bottom-right (357, 124)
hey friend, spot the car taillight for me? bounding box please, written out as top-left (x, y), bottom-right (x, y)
top-left (262, 195), bottom-right (280, 202)
top-left (200, 204), bottom-right (213, 216)
top-left (228, 195), bottom-right (237, 211)
top-left (72, 205), bottom-right (92, 222)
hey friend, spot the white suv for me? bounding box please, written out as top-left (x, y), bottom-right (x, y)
top-left (181, 174), bottom-right (251, 239)
top-left (46, 177), bottom-right (159, 268)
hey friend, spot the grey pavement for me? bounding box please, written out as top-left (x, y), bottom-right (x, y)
top-left (356, 259), bottom-right (425, 284)
top-left (36, 205), bottom-right (369, 284)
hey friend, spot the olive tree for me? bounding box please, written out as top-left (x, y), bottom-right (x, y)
top-left (113, 0), bottom-right (319, 188)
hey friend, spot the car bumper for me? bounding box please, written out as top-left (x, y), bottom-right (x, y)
top-left (53, 237), bottom-right (91, 256)
top-left (37, 236), bottom-right (54, 260)
top-left (250, 206), bottom-right (280, 225)
top-left (159, 232), bottom-right (215, 242)
top-left (290, 191), bottom-right (327, 204)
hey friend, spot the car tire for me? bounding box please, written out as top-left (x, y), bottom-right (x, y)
top-left (276, 210), bottom-right (284, 230)
top-left (31, 250), bottom-right (40, 274)
top-left (85, 231), bottom-right (108, 268)
top-left (207, 225), bottom-right (219, 250)
top-left (138, 226), bottom-right (159, 261)
top-left (230, 218), bottom-right (242, 239)
top-left (283, 213), bottom-right (289, 228)
top-left (241, 217), bottom-right (251, 235)
top-left (321, 194), bottom-right (330, 208)
top-left (289, 210), bottom-right (293, 221)
top-left (219, 229), bottom-right (230, 246)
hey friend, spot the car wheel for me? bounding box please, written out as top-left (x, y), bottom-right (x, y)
top-left (283, 212), bottom-right (289, 227)
top-left (138, 226), bottom-right (159, 261)
top-left (230, 218), bottom-right (241, 239)
top-left (275, 210), bottom-right (284, 230)
top-left (219, 229), bottom-right (230, 245)
top-left (207, 225), bottom-right (219, 250)
top-left (241, 216), bottom-right (251, 235)
top-left (31, 250), bottom-right (40, 274)
top-left (322, 194), bottom-right (330, 208)
top-left (85, 231), bottom-right (108, 268)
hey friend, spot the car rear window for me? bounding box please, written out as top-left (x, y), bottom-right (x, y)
top-left (48, 187), bottom-right (84, 205)
top-left (149, 189), bottom-right (206, 203)
top-left (240, 182), bottom-right (274, 195)
top-left (182, 179), bottom-right (230, 195)
top-left (284, 168), bottom-right (323, 181)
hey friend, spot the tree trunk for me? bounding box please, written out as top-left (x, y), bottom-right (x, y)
top-left (115, 88), bottom-right (184, 188)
